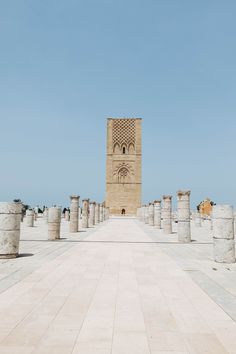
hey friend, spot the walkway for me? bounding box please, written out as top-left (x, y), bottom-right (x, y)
top-left (0, 217), bottom-right (236, 353)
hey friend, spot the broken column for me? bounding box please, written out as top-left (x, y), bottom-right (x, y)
top-left (43, 207), bottom-right (48, 223)
top-left (144, 206), bottom-right (149, 224)
top-left (82, 199), bottom-right (89, 228)
top-left (162, 195), bottom-right (172, 234)
top-left (177, 190), bottom-right (191, 243)
top-left (48, 207), bottom-right (61, 240)
top-left (89, 202), bottom-right (95, 227)
top-left (148, 203), bottom-right (154, 226)
top-left (99, 203), bottom-right (103, 223)
top-left (69, 195), bottom-right (79, 233)
top-left (26, 209), bottom-right (34, 227)
top-left (154, 200), bottom-right (161, 229)
top-left (212, 204), bottom-right (235, 263)
top-left (0, 202), bottom-right (22, 259)
top-left (95, 203), bottom-right (100, 224)
top-left (65, 210), bottom-right (70, 221)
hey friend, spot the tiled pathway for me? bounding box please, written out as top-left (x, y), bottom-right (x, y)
top-left (0, 218), bottom-right (236, 353)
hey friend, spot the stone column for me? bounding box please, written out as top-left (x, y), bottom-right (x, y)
top-left (144, 206), bottom-right (149, 224)
top-left (43, 207), bottom-right (48, 223)
top-left (95, 203), bottom-right (100, 224)
top-left (65, 210), bottom-right (70, 221)
top-left (99, 204), bottom-right (103, 223)
top-left (162, 195), bottom-right (172, 234)
top-left (195, 212), bottom-right (202, 227)
top-left (148, 203), bottom-right (154, 226)
top-left (102, 202), bottom-right (106, 221)
top-left (141, 206), bottom-right (145, 222)
top-left (177, 190), bottom-right (191, 243)
top-left (154, 200), bottom-right (161, 229)
top-left (26, 209), bottom-right (34, 227)
top-left (105, 208), bottom-right (110, 220)
top-left (89, 202), bottom-right (95, 227)
top-left (234, 213), bottom-right (236, 236)
top-left (82, 199), bottom-right (89, 228)
top-left (0, 202), bottom-right (22, 259)
top-left (78, 207), bottom-right (81, 230)
top-left (212, 205), bottom-right (235, 263)
top-left (69, 195), bottom-right (79, 233)
top-left (48, 207), bottom-right (61, 240)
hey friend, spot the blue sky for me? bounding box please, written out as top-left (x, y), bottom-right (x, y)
top-left (0, 0), bottom-right (236, 209)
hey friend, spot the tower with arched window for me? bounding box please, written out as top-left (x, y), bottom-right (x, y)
top-left (105, 118), bottom-right (142, 215)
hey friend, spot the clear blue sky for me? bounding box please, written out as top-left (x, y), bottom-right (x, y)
top-left (0, 0), bottom-right (236, 209)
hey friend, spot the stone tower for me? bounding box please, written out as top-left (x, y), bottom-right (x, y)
top-left (105, 118), bottom-right (142, 215)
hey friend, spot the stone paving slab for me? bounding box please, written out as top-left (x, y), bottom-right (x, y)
top-left (0, 217), bottom-right (236, 353)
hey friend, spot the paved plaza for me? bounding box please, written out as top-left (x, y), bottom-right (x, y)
top-left (0, 217), bottom-right (236, 353)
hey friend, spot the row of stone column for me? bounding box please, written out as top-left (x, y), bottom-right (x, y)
top-left (138, 192), bottom-right (236, 263)
top-left (48, 197), bottom-right (109, 240)
top-left (0, 198), bottom-right (110, 258)
top-left (138, 192), bottom-right (191, 242)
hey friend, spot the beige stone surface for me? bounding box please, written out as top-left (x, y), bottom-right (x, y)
top-left (105, 118), bottom-right (142, 215)
top-left (0, 217), bottom-right (235, 353)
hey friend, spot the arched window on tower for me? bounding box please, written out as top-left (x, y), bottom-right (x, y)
top-left (118, 167), bottom-right (129, 183)
top-left (123, 147), bottom-right (126, 154)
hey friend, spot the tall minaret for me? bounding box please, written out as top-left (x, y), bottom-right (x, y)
top-left (105, 118), bottom-right (142, 215)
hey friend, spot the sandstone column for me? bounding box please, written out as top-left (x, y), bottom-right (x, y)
top-left (70, 195), bottom-right (79, 233)
top-left (48, 207), bottom-right (61, 240)
top-left (0, 202), bottom-right (22, 259)
top-left (148, 203), bottom-right (154, 226)
top-left (26, 209), bottom-right (34, 227)
top-left (177, 190), bottom-right (191, 243)
top-left (154, 200), bottom-right (161, 229)
top-left (82, 199), bottom-right (89, 228)
top-left (212, 205), bottom-right (235, 263)
top-left (162, 195), bottom-right (172, 234)
top-left (95, 203), bottom-right (100, 224)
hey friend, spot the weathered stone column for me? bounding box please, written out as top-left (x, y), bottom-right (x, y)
top-left (141, 206), bottom-right (145, 222)
top-left (234, 213), bottom-right (236, 235)
top-left (65, 210), bottom-right (70, 221)
top-left (82, 199), bottom-right (89, 228)
top-left (154, 200), bottom-right (161, 229)
top-left (195, 212), bottom-right (202, 227)
top-left (89, 202), bottom-right (95, 227)
top-left (95, 203), bottom-right (100, 224)
top-left (93, 203), bottom-right (96, 224)
top-left (43, 207), bottom-right (48, 223)
top-left (69, 195), bottom-right (79, 233)
top-left (48, 207), bottom-right (61, 240)
top-left (105, 208), bottom-right (110, 220)
top-left (78, 207), bottom-right (81, 230)
top-left (212, 205), bottom-right (235, 263)
top-left (99, 203), bottom-right (103, 223)
top-left (0, 202), bottom-right (22, 259)
top-left (177, 190), bottom-right (191, 243)
top-left (26, 209), bottom-right (34, 227)
top-left (144, 206), bottom-right (149, 224)
top-left (148, 203), bottom-right (154, 226)
top-left (162, 195), bottom-right (172, 234)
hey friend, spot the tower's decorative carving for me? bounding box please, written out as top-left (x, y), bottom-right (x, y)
top-left (106, 118), bottom-right (142, 215)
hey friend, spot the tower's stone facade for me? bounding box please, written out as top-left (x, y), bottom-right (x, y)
top-left (105, 118), bottom-right (142, 215)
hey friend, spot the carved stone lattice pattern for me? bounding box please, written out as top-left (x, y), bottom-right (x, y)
top-left (112, 119), bottom-right (136, 148)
